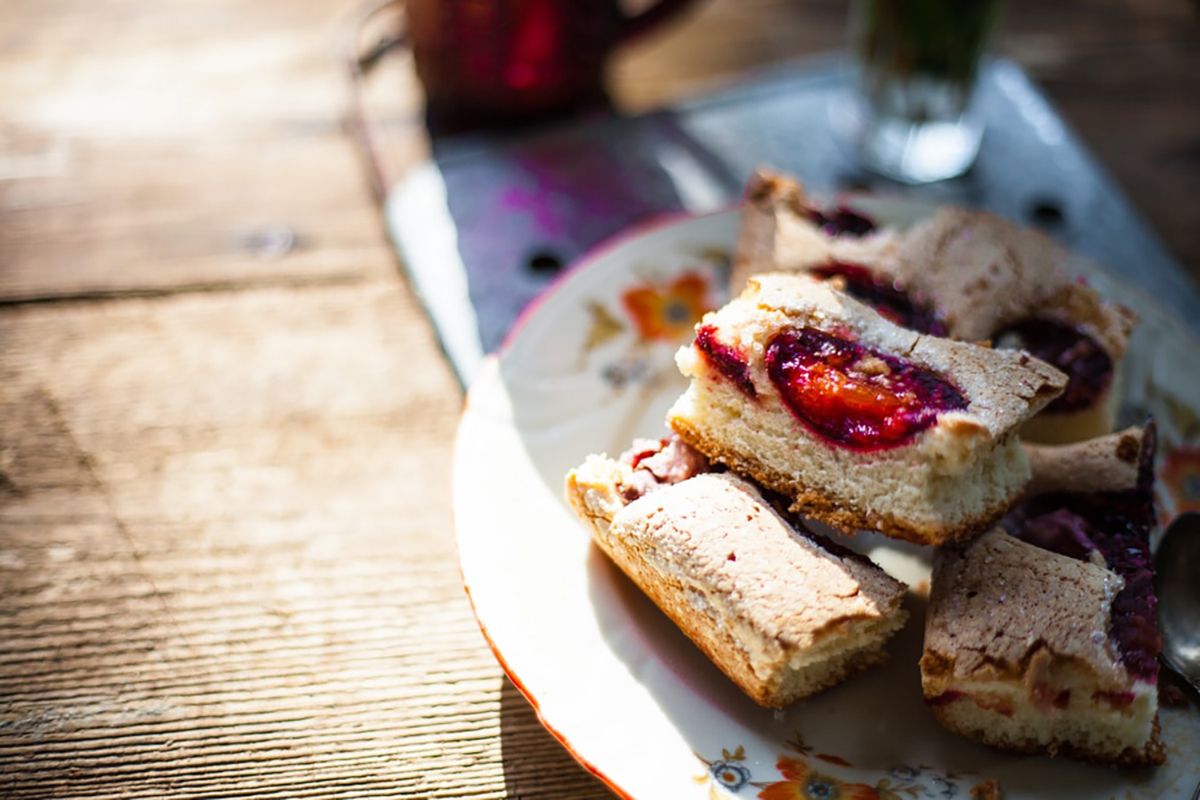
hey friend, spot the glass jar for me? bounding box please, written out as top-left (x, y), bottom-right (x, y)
top-left (850, 0), bottom-right (1001, 183)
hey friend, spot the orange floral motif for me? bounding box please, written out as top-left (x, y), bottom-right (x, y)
top-left (620, 271), bottom-right (713, 342)
top-left (1161, 446), bottom-right (1200, 514)
top-left (757, 756), bottom-right (881, 800)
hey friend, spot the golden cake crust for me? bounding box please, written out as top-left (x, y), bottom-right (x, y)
top-left (928, 706), bottom-right (1165, 767)
top-left (669, 414), bottom-right (1020, 546)
top-left (565, 459), bottom-right (909, 708)
top-left (924, 530), bottom-right (1128, 690)
top-left (923, 530), bottom-right (1164, 766)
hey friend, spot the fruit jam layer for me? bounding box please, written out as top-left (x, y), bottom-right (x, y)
top-left (993, 318), bottom-right (1113, 413)
top-left (805, 203), bottom-right (877, 238)
top-left (764, 326), bottom-right (967, 451)
top-left (1006, 426), bottom-right (1160, 682)
top-left (695, 325), bottom-right (757, 398)
top-left (810, 262), bottom-right (948, 337)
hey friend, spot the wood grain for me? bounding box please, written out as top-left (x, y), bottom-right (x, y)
top-left (1, 0), bottom-right (1197, 797)
top-left (0, 0), bottom-right (403, 302)
top-left (0, 286), bottom-right (610, 798)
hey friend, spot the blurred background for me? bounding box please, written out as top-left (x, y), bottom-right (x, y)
top-left (3, 0), bottom-right (1197, 304)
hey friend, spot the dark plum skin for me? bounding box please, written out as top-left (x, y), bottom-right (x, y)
top-left (993, 318), bottom-right (1113, 413)
top-left (805, 204), bottom-right (877, 238)
top-left (1006, 423), bottom-right (1161, 682)
top-left (764, 326), bottom-right (967, 451)
top-left (810, 261), bottom-right (949, 337)
top-left (806, 266), bottom-right (1113, 414)
top-left (695, 325), bottom-right (757, 398)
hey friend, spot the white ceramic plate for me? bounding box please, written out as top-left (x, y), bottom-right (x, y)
top-left (453, 204), bottom-right (1200, 799)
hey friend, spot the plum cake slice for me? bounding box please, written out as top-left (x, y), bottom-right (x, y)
top-left (565, 437), bottom-right (907, 708)
top-left (668, 273), bottom-right (1066, 545)
top-left (922, 425), bottom-right (1164, 765)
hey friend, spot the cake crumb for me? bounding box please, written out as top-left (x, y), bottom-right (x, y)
top-left (856, 355), bottom-right (890, 376)
top-left (1116, 433), bottom-right (1140, 463)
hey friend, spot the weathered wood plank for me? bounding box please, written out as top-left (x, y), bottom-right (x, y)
top-left (0, 137), bottom-right (398, 301)
top-left (0, 0), bottom-right (414, 301)
top-left (0, 284), bottom-right (609, 798)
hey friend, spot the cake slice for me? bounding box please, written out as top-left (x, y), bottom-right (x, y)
top-left (565, 438), bottom-right (909, 708)
top-left (734, 171), bottom-right (1136, 443)
top-left (898, 209), bottom-right (1136, 444)
top-left (668, 273), bottom-right (1067, 545)
top-left (732, 168), bottom-right (900, 292)
top-left (921, 425), bottom-right (1164, 765)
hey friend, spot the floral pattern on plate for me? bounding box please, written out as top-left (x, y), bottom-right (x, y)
top-left (580, 250), bottom-right (727, 392)
top-left (696, 735), bottom-right (998, 800)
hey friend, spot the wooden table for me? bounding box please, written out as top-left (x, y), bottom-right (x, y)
top-left (2, 1), bottom-right (1196, 797)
